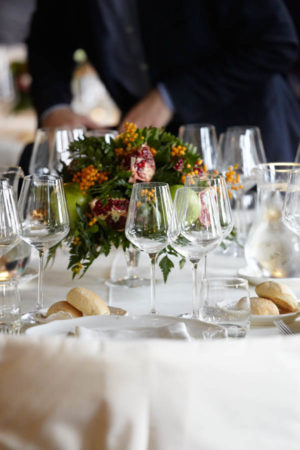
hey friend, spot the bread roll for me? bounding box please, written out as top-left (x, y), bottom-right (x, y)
top-left (66, 287), bottom-right (110, 316)
top-left (46, 301), bottom-right (83, 318)
top-left (249, 297), bottom-right (280, 316)
top-left (255, 281), bottom-right (298, 313)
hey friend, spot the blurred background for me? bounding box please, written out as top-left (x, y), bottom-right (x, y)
top-left (0, 0), bottom-right (299, 166)
top-left (0, 0), bottom-right (120, 166)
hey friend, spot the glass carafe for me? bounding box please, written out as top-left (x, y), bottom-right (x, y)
top-left (245, 163), bottom-right (300, 278)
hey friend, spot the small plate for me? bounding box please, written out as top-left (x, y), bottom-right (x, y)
top-left (251, 309), bottom-right (300, 327)
top-left (238, 267), bottom-right (300, 289)
top-left (25, 314), bottom-right (225, 339)
top-left (29, 306), bottom-right (127, 324)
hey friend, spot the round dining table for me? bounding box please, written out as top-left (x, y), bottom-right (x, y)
top-left (0, 247), bottom-right (300, 450)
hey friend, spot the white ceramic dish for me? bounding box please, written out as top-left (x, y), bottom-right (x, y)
top-left (25, 314), bottom-right (225, 339)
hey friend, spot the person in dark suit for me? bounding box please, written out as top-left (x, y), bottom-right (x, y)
top-left (26, 0), bottom-right (300, 162)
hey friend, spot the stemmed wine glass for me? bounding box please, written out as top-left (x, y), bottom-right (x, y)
top-left (178, 124), bottom-right (221, 170)
top-left (169, 185), bottom-right (222, 318)
top-left (29, 127), bottom-right (85, 176)
top-left (184, 174), bottom-right (233, 278)
top-left (18, 175), bottom-right (70, 323)
top-left (283, 168), bottom-right (300, 235)
top-left (125, 182), bottom-right (172, 314)
top-left (0, 180), bottom-right (20, 257)
top-left (221, 126), bottom-right (266, 250)
top-left (0, 180), bottom-right (21, 332)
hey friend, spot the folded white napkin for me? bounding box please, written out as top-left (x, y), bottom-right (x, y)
top-left (74, 322), bottom-right (192, 340)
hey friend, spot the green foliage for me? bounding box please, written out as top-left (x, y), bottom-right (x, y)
top-left (54, 124), bottom-right (203, 280)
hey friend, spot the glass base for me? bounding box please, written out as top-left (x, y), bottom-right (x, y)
top-left (105, 276), bottom-right (150, 288)
top-left (220, 324), bottom-right (247, 338)
top-left (21, 310), bottom-right (45, 325)
top-left (178, 312), bottom-right (199, 319)
top-left (0, 320), bottom-right (21, 334)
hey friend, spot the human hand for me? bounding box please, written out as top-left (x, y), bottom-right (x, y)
top-left (41, 107), bottom-right (99, 129)
top-left (119, 89), bottom-right (173, 131)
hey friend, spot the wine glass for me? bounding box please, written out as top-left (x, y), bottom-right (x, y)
top-left (51, 127), bottom-right (85, 173)
top-left (18, 175), bottom-right (70, 323)
top-left (184, 174), bottom-right (233, 277)
top-left (125, 182), bottom-right (172, 314)
top-left (29, 127), bottom-right (85, 176)
top-left (169, 186), bottom-right (222, 318)
top-left (178, 124), bottom-right (221, 170)
top-left (283, 168), bottom-right (300, 235)
top-left (221, 126), bottom-right (266, 250)
top-left (0, 167), bottom-right (32, 282)
top-left (0, 180), bottom-right (20, 257)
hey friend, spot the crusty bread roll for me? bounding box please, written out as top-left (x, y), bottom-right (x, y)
top-left (46, 300), bottom-right (83, 318)
top-left (250, 297), bottom-right (280, 316)
top-left (66, 287), bottom-right (110, 316)
top-left (255, 281), bottom-right (298, 313)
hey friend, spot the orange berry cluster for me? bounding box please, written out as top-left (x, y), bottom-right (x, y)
top-left (72, 262), bottom-right (82, 274)
top-left (72, 165), bottom-right (108, 194)
top-left (171, 145), bottom-right (186, 157)
top-left (149, 147), bottom-right (157, 156)
top-left (122, 122), bottom-right (138, 144)
top-left (88, 217), bottom-right (97, 227)
top-left (73, 236), bottom-right (81, 246)
top-left (141, 188), bottom-right (155, 202)
top-left (224, 165), bottom-right (242, 198)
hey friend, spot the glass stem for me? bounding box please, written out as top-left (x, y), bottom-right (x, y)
top-left (125, 246), bottom-right (140, 279)
top-left (191, 259), bottom-right (200, 318)
top-left (235, 195), bottom-right (243, 240)
top-left (203, 255), bottom-right (207, 279)
top-left (37, 249), bottom-right (45, 311)
top-left (149, 253), bottom-right (157, 314)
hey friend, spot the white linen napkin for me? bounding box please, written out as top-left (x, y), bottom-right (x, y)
top-left (74, 322), bottom-right (192, 340)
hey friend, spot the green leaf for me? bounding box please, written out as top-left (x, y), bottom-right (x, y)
top-left (159, 255), bottom-right (174, 283)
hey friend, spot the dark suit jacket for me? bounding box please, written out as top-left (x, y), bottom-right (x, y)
top-left (27, 0), bottom-right (300, 161)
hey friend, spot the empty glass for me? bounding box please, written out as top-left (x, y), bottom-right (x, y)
top-left (169, 186), bottom-right (222, 317)
top-left (221, 126), bottom-right (266, 250)
top-left (283, 168), bottom-right (300, 235)
top-left (0, 167), bottom-right (31, 281)
top-left (200, 278), bottom-right (250, 338)
top-left (178, 124), bottom-right (221, 170)
top-left (0, 180), bottom-right (20, 257)
top-left (125, 182), bottom-right (172, 314)
top-left (18, 175), bottom-right (70, 323)
top-left (52, 127), bottom-right (85, 172)
top-left (184, 175), bottom-right (233, 277)
top-left (29, 127), bottom-right (85, 175)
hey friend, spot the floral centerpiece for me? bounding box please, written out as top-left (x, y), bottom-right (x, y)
top-left (55, 122), bottom-right (240, 280)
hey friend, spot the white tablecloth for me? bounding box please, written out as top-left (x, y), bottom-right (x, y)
top-left (20, 247), bottom-right (297, 338)
top-left (1, 248), bottom-right (300, 449)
